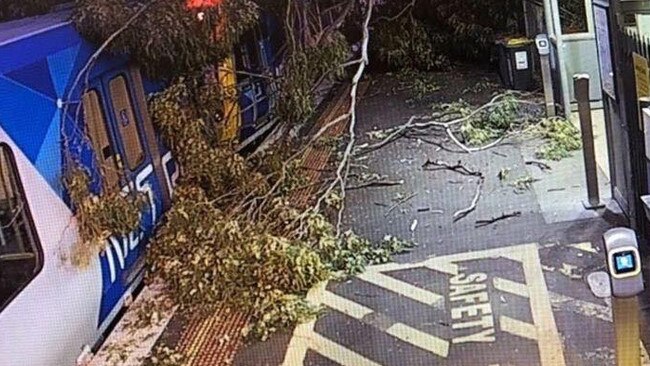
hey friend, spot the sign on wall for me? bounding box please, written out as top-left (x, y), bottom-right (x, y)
top-left (633, 53), bottom-right (650, 131)
top-left (594, 4), bottom-right (615, 100)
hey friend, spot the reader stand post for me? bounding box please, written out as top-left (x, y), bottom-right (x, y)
top-left (613, 297), bottom-right (641, 366)
top-left (604, 227), bottom-right (644, 366)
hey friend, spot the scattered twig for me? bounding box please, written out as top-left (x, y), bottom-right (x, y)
top-left (422, 159), bottom-right (481, 177)
top-left (526, 160), bottom-right (552, 171)
top-left (548, 188), bottom-right (566, 192)
top-left (453, 178), bottom-right (484, 222)
top-left (346, 179), bottom-right (404, 190)
top-left (385, 192), bottom-right (418, 217)
top-left (492, 151), bottom-right (508, 158)
top-left (475, 211), bottom-right (522, 228)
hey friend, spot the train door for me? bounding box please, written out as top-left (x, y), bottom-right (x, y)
top-left (84, 69), bottom-right (168, 328)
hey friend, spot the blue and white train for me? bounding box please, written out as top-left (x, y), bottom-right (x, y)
top-left (0, 7), bottom-right (282, 366)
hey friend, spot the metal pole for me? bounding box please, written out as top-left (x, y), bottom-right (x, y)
top-left (574, 74), bottom-right (604, 209)
top-left (613, 297), bottom-right (641, 366)
top-left (540, 53), bottom-right (555, 117)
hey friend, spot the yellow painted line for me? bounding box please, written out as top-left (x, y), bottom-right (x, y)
top-left (424, 259), bottom-right (460, 275)
top-left (357, 271), bottom-right (444, 306)
top-left (548, 291), bottom-right (611, 322)
top-left (366, 262), bottom-right (419, 273)
top-left (499, 315), bottom-right (537, 341)
top-left (282, 282), bottom-right (327, 366)
top-left (570, 242), bottom-right (598, 254)
top-left (642, 341), bottom-right (650, 366)
top-left (493, 277), bottom-right (529, 298)
top-left (520, 243), bottom-right (566, 366)
top-left (322, 291), bottom-right (374, 320)
top-left (386, 323), bottom-right (450, 358)
top-left (310, 332), bottom-right (382, 366)
top-left (323, 290), bottom-right (449, 358)
top-left (426, 244), bottom-right (529, 264)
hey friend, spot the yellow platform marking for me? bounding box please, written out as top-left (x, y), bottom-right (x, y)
top-left (282, 282), bottom-right (326, 366)
top-left (322, 288), bottom-right (450, 357)
top-left (322, 291), bottom-right (374, 320)
top-left (499, 316), bottom-right (537, 341)
top-left (310, 333), bottom-right (381, 366)
top-left (642, 340), bottom-right (650, 366)
top-left (283, 243), bottom-right (569, 366)
top-left (424, 259), bottom-right (460, 275)
top-left (386, 323), bottom-right (450, 357)
top-left (357, 271), bottom-right (444, 306)
top-left (570, 242), bottom-right (598, 254)
top-left (548, 291), bottom-right (611, 322)
top-left (519, 244), bottom-right (566, 366)
top-left (493, 277), bottom-right (529, 298)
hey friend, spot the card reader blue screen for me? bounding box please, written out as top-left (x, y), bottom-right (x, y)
top-left (614, 251), bottom-right (636, 274)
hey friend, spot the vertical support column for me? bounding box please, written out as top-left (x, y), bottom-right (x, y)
top-left (540, 51), bottom-right (556, 117)
top-left (613, 297), bottom-right (641, 366)
top-left (574, 74), bottom-right (604, 209)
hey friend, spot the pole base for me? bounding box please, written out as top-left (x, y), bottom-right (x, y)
top-left (583, 199), bottom-right (606, 210)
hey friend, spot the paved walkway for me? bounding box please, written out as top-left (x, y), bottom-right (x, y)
top-left (234, 71), bottom-right (645, 366)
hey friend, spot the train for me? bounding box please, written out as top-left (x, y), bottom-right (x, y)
top-left (0, 7), bottom-right (282, 366)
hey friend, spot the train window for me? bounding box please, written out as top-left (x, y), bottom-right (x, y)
top-left (82, 90), bottom-right (120, 189)
top-left (0, 144), bottom-right (41, 311)
top-left (108, 75), bottom-right (145, 170)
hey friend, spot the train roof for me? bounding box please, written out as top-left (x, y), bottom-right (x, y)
top-left (0, 10), bottom-right (72, 47)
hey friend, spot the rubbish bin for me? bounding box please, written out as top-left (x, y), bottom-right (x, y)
top-left (495, 37), bottom-right (534, 91)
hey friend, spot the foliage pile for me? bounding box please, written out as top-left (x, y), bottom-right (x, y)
top-left (534, 117), bottom-right (582, 160)
top-left (147, 80), bottom-right (412, 340)
top-left (397, 68), bottom-right (440, 103)
top-left (434, 94), bottom-right (523, 146)
top-left (373, 16), bottom-right (449, 71)
top-left (72, 0), bottom-right (259, 80)
top-left (370, 0), bottom-right (522, 71)
top-left (65, 0), bottom-right (403, 344)
top-left (64, 167), bottom-right (146, 267)
top-left (277, 31), bottom-right (349, 124)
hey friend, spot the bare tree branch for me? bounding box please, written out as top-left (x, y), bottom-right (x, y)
top-left (453, 177), bottom-right (484, 222)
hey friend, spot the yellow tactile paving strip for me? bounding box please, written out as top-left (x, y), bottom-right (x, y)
top-left (174, 83), bottom-right (367, 366)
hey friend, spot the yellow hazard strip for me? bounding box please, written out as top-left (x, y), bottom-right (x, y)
top-left (493, 277), bottom-right (529, 298)
top-left (570, 242), bottom-right (598, 254)
top-left (386, 323), bottom-right (450, 357)
top-left (520, 244), bottom-right (566, 366)
top-left (322, 291), bottom-right (374, 320)
top-left (357, 271), bottom-right (444, 306)
top-left (499, 315), bottom-right (537, 341)
top-left (424, 259), bottom-right (460, 275)
top-left (310, 333), bottom-right (381, 366)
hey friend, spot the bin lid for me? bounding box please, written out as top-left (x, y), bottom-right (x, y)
top-left (495, 37), bottom-right (533, 47)
top-left (506, 37), bottom-right (533, 47)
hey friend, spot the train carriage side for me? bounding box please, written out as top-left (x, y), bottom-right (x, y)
top-left (0, 11), bottom-right (174, 366)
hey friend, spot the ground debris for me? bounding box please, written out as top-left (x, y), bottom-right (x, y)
top-left (453, 177), bottom-right (485, 222)
top-left (422, 159), bottom-right (482, 177)
top-left (510, 174), bottom-right (540, 192)
top-left (525, 160), bottom-right (552, 171)
top-left (581, 347), bottom-right (615, 366)
top-left (475, 211), bottom-right (522, 228)
top-left (385, 192), bottom-right (418, 217)
top-left (498, 168), bottom-right (510, 181)
top-left (559, 263), bottom-right (583, 280)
